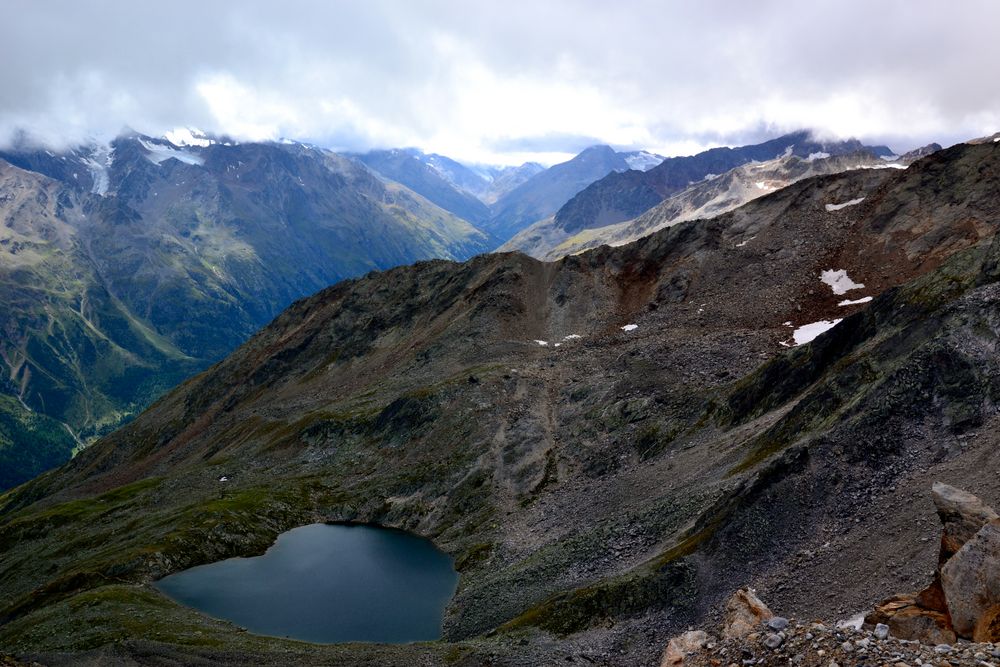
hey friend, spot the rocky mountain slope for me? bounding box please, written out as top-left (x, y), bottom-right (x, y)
top-left (504, 145), bottom-right (939, 260)
top-left (511, 132), bottom-right (894, 259)
top-left (0, 134), bottom-right (491, 489)
top-left (352, 149), bottom-right (495, 225)
top-left (359, 144), bottom-right (665, 245)
top-left (408, 150), bottom-right (546, 205)
top-left (660, 482), bottom-right (1000, 667)
top-left (478, 162), bottom-right (547, 204)
top-left (483, 145), bottom-right (663, 242)
top-left (1, 140), bottom-right (999, 666)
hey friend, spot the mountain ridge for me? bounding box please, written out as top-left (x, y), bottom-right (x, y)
top-left (0, 133), bottom-right (493, 489)
top-left (503, 145), bottom-right (940, 260)
top-left (537, 131), bottom-right (895, 251)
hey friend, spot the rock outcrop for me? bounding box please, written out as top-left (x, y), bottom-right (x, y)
top-left (660, 630), bottom-right (709, 667)
top-left (942, 519), bottom-right (1000, 640)
top-left (865, 593), bottom-right (956, 644)
top-left (722, 588), bottom-right (775, 639)
top-left (868, 483), bottom-right (1000, 643)
top-left (661, 589), bottom-right (775, 666)
top-left (933, 482), bottom-right (999, 563)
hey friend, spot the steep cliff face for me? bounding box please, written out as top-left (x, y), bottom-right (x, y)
top-left (2, 141), bottom-right (1000, 665)
top-left (485, 145), bottom-right (637, 241)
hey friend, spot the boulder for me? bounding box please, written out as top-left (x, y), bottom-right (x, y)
top-left (865, 594), bottom-right (956, 645)
top-left (974, 604), bottom-right (1000, 642)
top-left (660, 630), bottom-right (709, 667)
top-left (722, 588), bottom-right (774, 639)
top-left (941, 518), bottom-right (1000, 638)
top-left (914, 575), bottom-right (949, 614)
top-left (931, 482), bottom-right (998, 563)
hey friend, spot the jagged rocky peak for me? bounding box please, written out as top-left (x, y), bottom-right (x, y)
top-left (900, 142), bottom-right (943, 161)
top-left (967, 131), bottom-right (1000, 145)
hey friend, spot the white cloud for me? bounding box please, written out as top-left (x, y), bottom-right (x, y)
top-left (1, 1), bottom-right (999, 163)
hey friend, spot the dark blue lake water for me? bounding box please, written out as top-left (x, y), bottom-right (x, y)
top-left (154, 523), bottom-right (459, 644)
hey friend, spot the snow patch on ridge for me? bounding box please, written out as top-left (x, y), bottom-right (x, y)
top-left (825, 197), bottom-right (865, 212)
top-left (792, 319), bottom-right (843, 345)
top-left (621, 324), bottom-right (638, 332)
top-left (838, 296), bottom-right (873, 306)
top-left (821, 269), bottom-right (865, 295)
top-left (624, 151), bottom-right (664, 171)
top-left (139, 139), bottom-right (204, 166)
top-left (856, 163), bottom-right (906, 170)
top-left (165, 127), bottom-right (215, 147)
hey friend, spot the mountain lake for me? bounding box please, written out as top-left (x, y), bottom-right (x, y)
top-left (154, 523), bottom-right (459, 643)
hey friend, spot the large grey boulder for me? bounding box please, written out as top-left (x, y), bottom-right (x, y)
top-left (869, 483), bottom-right (999, 644)
top-left (941, 518), bottom-right (1000, 639)
top-left (932, 482), bottom-right (998, 563)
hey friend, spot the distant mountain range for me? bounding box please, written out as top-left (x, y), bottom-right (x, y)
top-left (503, 142), bottom-right (942, 259)
top-left (0, 132), bottom-right (491, 489)
top-left (355, 145), bottom-right (665, 243)
top-left (392, 149), bottom-right (546, 205)
top-left (506, 131), bottom-right (893, 257)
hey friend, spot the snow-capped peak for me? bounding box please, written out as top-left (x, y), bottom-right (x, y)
top-left (164, 127), bottom-right (215, 148)
top-left (138, 138), bottom-right (204, 166)
top-left (624, 151), bottom-right (665, 171)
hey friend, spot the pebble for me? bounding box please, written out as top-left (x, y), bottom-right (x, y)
top-left (674, 616), bottom-right (1000, 667)
top-left (768, 617), bottom-right (790, 631)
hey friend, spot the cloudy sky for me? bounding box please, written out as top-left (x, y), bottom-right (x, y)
top-left (2, 0), bottom-right (998, 165)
